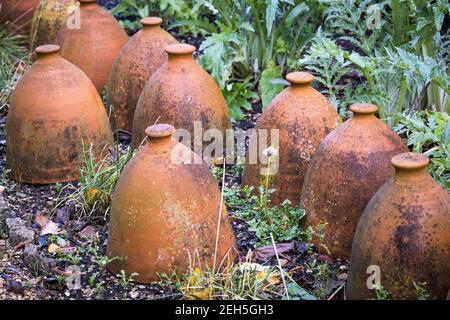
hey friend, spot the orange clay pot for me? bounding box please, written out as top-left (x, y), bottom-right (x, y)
top-left (300, 103), bottom-right (408, 260)
top-left (6, 45), bottom-right (113, 184)
top-left (131, 44), bottom-right (231, 150)
top-left (242, 72), bottom-right (341, 206)
top-left (0, 0), bottom-right (39, 34)
top-left (107, 124), bottom-right (237, 283)
top-left (55, 0), bottom-right (128, 93)
top-left (30, 0), bottom-right (78, 52)
top-left (347, 153), bottom-right (450, 299)
top-left (107, 17), bottom-right (177, 132)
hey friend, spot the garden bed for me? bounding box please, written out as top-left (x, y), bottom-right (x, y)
top-left (0, 104), bottom-right (348, 300)
top-left (0, 0), bottom-right (448, 301)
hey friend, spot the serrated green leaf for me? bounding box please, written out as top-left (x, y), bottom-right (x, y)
top-left (259, 64), bottom-right (284, 108)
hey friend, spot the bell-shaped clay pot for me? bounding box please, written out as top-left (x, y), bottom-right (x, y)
top-left (6, 45), bottom-right (113, 184)
top-left (131, 44), bottom-right (231, 151)
top-left (107, 17), bottom-right (177, 132)
top-left (347, 153), bottom-right (450, 299)
top-left (300, 103), bottom-right (408, 259)
top-left (107, 124), bottom-right (236, 283)
top-left (242, 72), bottom-right (341, 206)
top-left (55, 0), bottom-right (128, 93)
top-left (30, 0), bottom-right (78, 52)
top-left (0, 0), bottom-right (39, 34)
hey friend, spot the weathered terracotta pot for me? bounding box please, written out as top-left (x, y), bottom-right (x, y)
top-left (0, 0), bottom-right (39, 34)
top-left (55, 0), bottom-right (128, 93)
top-left (6, 45), bottom-right (113, 184)
top-left (107, 124), bottom-right (237, 283)
top-left (242, 72), bottom-right (341, 206)
top-left (131, 44), bottom-right (231, 151)
top-left (30, 0), bottom-right (78, 52)
top-left (347, 153), bottom-right (450, 299)
top-left (300, 103), bottom-right (408, 259)
top-left (107, 17), bottom-right (177, 132)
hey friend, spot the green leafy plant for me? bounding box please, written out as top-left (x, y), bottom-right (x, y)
top-left (413, 281), bottom-right (430, 300)
top-left (296, 28), bottom-right (351, 111)
top-left (111, 0), bottom-right (209, 34)
top-left (54, 141), bottom-right (136, 221)
top-left (374, 284), bottom-right (390, 300)
top-left (259, 62), bottom-right (285, 108)
top-left (283, 282), bottom-right (317, 300)
top-left (321, 0), bottom-right (389, 55)
top-left (247, 188), bottom-right (306, 247)
top-left (394, 110), bottom-right (450, 189)
top-left (196, 0), bottom-right (322, 118)
top-left (0, 28), bottom-right (28, 113)
top-left (159, 250), bottom-right (294, 300)
top-left (117, 269), bottom-right (139, 287)
top-left (59, 249), bottom-right (82, 266)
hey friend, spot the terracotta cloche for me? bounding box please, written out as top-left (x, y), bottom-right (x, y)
top-left (6, 44), bottom-right (113, 184)
top-left (107, 124), bottom-right (237, 283)
top-left (347, 153), bottom-right (450, 299)
top-left (0, 0), bottom-right (39, 34)
top-left (30, 0), bottom-right (78, 52)
top-left (300, 103), bottom-right (408, 259)
top-left (131, 44), bottom-right (231, 152)
top-left (242, 72), bottom-right (341, 206)
top-left (55, 0), bottom-right (128, 93)
top-left (107, 17), bottom-right (177, 132)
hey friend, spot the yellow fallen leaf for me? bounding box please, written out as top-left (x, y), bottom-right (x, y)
top-left (48, 243), bottom-right (60, 254)
top-left (257, 271), bottom-right (268, 282)
top-left (267, 274), bottom-right (280, 285)
top-left (256, 270), bottom-right (280, 285)
top-left (85, 187), bottom-right (103, 205)
top-left (188, 267), bottom-right (203, 286)
top-left (187, 288), bottom-right (211, 300)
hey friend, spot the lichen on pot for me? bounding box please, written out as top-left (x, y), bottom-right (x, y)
top-left (6, 44), bottom-right (113, 184)
top-left (107, 17), bottom-right (177, 132)
top-left (300, 103), bottom-right (408, 260)
top-left (347, 152), bottom-right (450, 299)
top-left (131, 44), bottom-right (231, 155)
top-left (55, 0), bottom-right (128, 93)
top-left (30, 0), bottom-right (79, 52)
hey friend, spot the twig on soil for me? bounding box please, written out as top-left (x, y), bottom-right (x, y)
top-left (14, 240), bottom-right (32, 250)
top-left (270, 233), bottom-right (289, 299)
top-left (327, 283), bottom-right (345, 300)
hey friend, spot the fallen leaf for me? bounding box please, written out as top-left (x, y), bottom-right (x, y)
top-left (77, 226), bottom-right (98, 240)
top-left (35, 213), bottom-right (60, 236)
top-left (337, 273), bottom-right (348, 281)
top-left (34, 213), bottom-right (49, 229)
top-left (187, 267), bottom-right (203, 287)
top-left (252, 242), bottom-right (295, 261)
top-left (14, 240), bottom-right (33, 250)
top-left (187, 288), bottom-right (211, 300)
top-left (278, 259), bottom-right (289, 267)
top-left (57, 246), bottom-right (76, 254)
top-left (48, 243), bottom-right (60, 254)
top-left (51, 267), bottom-right (74, 277)
top-left (41, 221), bottom-right (60, 236)
top-left (267, 274), bottom-right (280, 285)
top-left (85, 188), bottom-right (103, 206)
top-left (327, 278), bottom-right (345, 290)
top-left (257, 271), bottom-right (268, 282)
